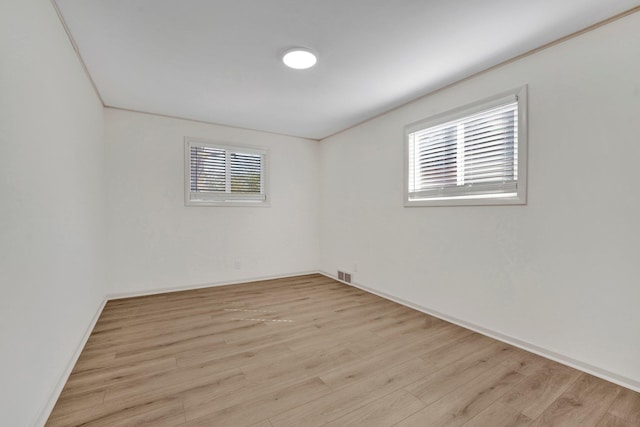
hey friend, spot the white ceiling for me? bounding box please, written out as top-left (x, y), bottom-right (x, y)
top-left (54, 0), bottom-right (639, 140)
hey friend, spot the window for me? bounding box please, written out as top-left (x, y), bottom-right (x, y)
top-left (185, 138), bottom-right (267, 206)
top-left (405, 86), bottom-right (527, 206)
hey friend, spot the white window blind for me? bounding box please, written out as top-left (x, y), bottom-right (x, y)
top-left (405, 87), bottom-right (527, 206)
top-left (185, 139), bottom-right (267, 206)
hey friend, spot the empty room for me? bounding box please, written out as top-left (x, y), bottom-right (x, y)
top-left (2, 0), bottom-right (640, 426)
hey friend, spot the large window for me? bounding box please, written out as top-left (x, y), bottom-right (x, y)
top-left (405, 86), bottom-right (527, 206)
top-left (185, 138), bottom-right (267, 206)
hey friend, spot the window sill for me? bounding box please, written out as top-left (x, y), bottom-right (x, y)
top-left (404, 194), bottom-right (526, 207)
top-left (185, 199), bottom-right (270, 207)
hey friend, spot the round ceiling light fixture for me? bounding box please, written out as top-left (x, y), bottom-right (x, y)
top-left (282, 48), bottom-right (317, 69)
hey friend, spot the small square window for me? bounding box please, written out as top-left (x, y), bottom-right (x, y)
top-left (404, 86), bottom-right (528, 206)
top-left (185, 138), bottom-right (268, 206)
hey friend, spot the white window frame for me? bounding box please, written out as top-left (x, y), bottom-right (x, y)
top-left (404, 85), bottom-right (528, 207)
top-left (185, 137), bottom-right (269, 207)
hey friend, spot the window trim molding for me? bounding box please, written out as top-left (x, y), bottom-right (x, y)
top-left (403, 85), bottom-right (528, 207)
top-left (184, 137), bottom-right (269, 207)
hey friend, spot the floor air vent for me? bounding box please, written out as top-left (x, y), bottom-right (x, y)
top-left (337, 271), bottom-right (352, 283)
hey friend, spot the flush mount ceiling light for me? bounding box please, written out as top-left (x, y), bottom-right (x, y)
top-left (282, 48), bottom-right (317, 69)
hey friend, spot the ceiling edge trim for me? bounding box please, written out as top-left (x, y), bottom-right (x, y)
top-left (50, 0), bottom-right (105, 106)
top-left (103, 106), bottom-right (321, 142)
top-left (319, 5), bottom-right (640, 142)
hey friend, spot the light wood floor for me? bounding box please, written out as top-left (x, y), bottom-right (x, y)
top-left (47, 274), bottom-right (640, 426)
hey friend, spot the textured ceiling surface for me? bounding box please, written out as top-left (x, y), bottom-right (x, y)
top-left (55, 0), bottom-right (639, 139)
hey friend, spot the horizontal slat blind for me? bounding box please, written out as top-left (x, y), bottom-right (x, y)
top-left (187, 141), bottom-right (266, 203)
top-left (408, 99), bottom-right (518, 200)
top-left (190, 146), bottom-right (226, 192)
top-left (230, 153), bottom-right (262, 194)
top-left (462, 103), bottom-right (517, 185)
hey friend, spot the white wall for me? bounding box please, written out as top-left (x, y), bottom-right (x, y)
top-left (2, 3), bottom-right (638, 424)
top-left (0, 0), bottom-right (107, 425)
top-left (319, 12), bottom-right (640, 388)
top-left (105, 109), bottom-right (320, 295)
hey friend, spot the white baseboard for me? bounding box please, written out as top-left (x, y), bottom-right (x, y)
top-left (40, 269), bottom-right (638, 427)
top-left (36, 296), bottom-right (108, 427)
top-left (319, 271), bottom-right (640, 393)
top-left (38, 270), bottom-right (318, 425)
top-left (107, 270), bottom-right (319, 300)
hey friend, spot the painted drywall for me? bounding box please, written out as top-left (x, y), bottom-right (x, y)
top-left (105, 109), bottom-right (320, 294)
top-left (319, 12), bottom-right (640, 386)
top-left (0, 0), bottom-right (107, 425)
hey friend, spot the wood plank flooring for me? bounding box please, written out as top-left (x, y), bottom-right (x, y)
top-left (46, 274), bottom-right (640, 426)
